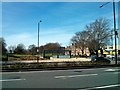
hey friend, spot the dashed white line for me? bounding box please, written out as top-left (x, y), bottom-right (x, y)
top-left (1, 70), bottom-right (55, 74)
top-left (105, 68), bottom-right (120, 72)
top-left (0, 79), bottom-right (26, 82)
top-left (80, 84), bottom-right (120, 90)
top-left (55, 74), bottom-right (98, 79)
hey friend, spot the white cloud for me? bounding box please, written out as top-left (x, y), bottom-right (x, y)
top-left (5, 12), bottom-right (117, 49)
top-left (5, 33), bottom-right (37, 49)
top-left (39, 28), bottom-right (74, 46)
top-left (5, 27), bottom-right (74, 48)
top-left (40, 31), bottom-right (73, 46)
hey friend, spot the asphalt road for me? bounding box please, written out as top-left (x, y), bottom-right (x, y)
top-left (1, 67), bottom-right (120, 90)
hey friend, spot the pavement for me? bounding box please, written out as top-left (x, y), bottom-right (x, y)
top-left (1, 57), bottom-right (118, 65)
top-left (1, 57), bottom-right (91, 64)
top-left (51, 57), bottom-right (91, 62)
top-left (1, 67), bottom-right (120, 89)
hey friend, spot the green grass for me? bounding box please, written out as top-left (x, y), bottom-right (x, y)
top-left (12, 54), bottom-right (32, 57)
top-left (1, 56), bottom-right (8, 61)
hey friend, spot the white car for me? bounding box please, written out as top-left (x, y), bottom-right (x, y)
top-left (106, 55), bottom-right (115, 59)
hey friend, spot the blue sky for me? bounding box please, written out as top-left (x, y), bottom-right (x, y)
top-left (2, 2), bottom-right (119, 48)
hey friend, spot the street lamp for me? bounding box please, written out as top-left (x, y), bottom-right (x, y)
top-left (37, 20), bottom-right (42, 63)
top-left (100, 0), bottom-right (117, 65)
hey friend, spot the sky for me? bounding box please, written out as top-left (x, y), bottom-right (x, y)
top-left (1, 1), bottom-right (119, 49)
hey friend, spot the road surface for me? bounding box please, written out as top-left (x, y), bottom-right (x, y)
top-left (1, 67), bottom-right (120, 90)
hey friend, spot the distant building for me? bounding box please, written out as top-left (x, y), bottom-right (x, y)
top-left (104, 44), bottom-right (120, 55)
top-left (65, 45), bottom-right (90, 56)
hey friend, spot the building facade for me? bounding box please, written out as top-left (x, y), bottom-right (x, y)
top-left (65, 45), bottom-right (90, 56)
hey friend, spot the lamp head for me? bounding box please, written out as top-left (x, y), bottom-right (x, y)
top-left (99, 5), bottom-right (103, 8)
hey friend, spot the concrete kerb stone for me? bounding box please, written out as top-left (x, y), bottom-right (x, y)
top-left (1, 58), bottom-right (91, 65)
top-left (51, 58), bottom-right (91, 62)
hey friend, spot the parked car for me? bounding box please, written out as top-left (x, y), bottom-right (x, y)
top-left (91, 55), bottom-right (97, 61)
top-left (106, 54), bottom-right (115, 59)
top-left (92, 57), bottom-right (111, 64)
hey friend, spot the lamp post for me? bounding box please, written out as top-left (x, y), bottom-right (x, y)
top-left (37, 20), bottom-right (42, 63)
top-left (113, 1), bottom-right (117, 65)
top-left (100, 0), bottom-right (117, 65)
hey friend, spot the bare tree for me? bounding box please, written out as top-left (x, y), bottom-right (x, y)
top-left (71, 18), bottom-right (112, 56)
top-left (0, 37), bottom-right (7, 55)
top-left (71, 31), bottom-right (89, 55)
top-left (14, 43), bottom-right (26, 54)
top-left (44, 43), bottom-right (61, 50)
top-left (85, 18), bottom-right (112, 54)
top-left (8, 45), bottom-right (16, 54)
top-left (28, 44), bottom-right (37, 55)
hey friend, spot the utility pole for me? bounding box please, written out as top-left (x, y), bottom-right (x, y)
top-left (37, 20), bottom-right (42, 63)
top-left (113, 0), bottom-right (117, 65)
top-left (100, 0), bottom-right (117, 65)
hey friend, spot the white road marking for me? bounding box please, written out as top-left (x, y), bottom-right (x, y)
top-left (1, 70), bottom-right (55, 74)
top-left (55, 74), bottom-right (98, 79)
top-left (0, 68), bottom-right (114, 74)
top-left (18, 70), bottom-right (55, 73)
top-left (0, 68), bottom-right (110, 74)
top-left (105, 69), bottom-right (116, 71)
top-left (0, 69), bottom-right (93, 75)
top-left (105, 68), bottom-right (120, 72)
top-left (1, 67), bottom-right (120, 75)
top-left (80, 84), bottom-right (120, 90)
top-left (0, 78), bottom-right (26, 82)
